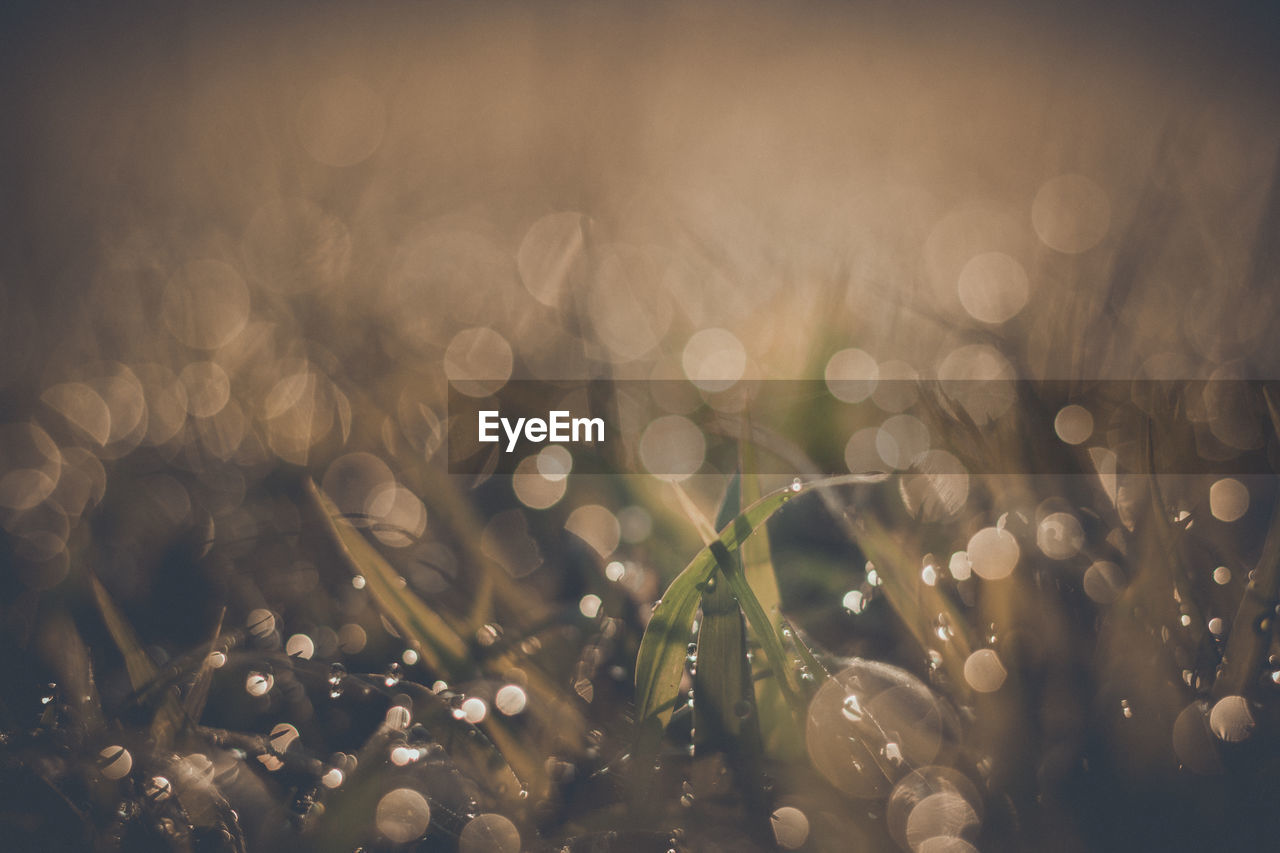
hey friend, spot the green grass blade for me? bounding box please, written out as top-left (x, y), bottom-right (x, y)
top-left (304, 478), bottom-right (471, 676)
top-left (712, 538), bottom-right (803, 720)
top-left (635, 474), bottom-right (885, 732)
top-left (694, 474), bottom-right (755, 747)
top-left (784, 619), bottom-right (830, 685)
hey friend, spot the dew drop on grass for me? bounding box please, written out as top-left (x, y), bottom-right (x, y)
top-left (948, 552), bottom-right (972, 581)
top-left (386, 704), bottom-right (412, 730)
top-left (375, 788), bottom-right (430, 844)
top-left (461, 697), bottom-right (488, 724)
top-left (968, 526), bottom-right (1019, 580)
top-left (1037, 512), bottom-right (1084, 560)
top-left (144, 776), bottom-right (172, 801)
top-left (886, 765), bottom-right (984, 852)
top-left (1054, 404), bottom-right (1094, 445)
top-left (285, 633), bottom-right (314, 660)
top-left (245, 671), bottom-right (274, 697)
top-left (270, 723), bottom-right (300, 753)
top-left (809, 660), bottom-right (944, 798)
top-left (247, 608), bottom-right (276, 640)
top-left (328, 663), bottom-right (346, 698)
top-left (495, 684), bottom-right (528, 716)
top-left (906, 792), bottom-right (981, 851)
top-left (771, 806), bottom-right (810, 849)
top-left (1209, 478), bottom-right (1249, 523)
top-left (384, 662), bottom-right (402, 687)
top-left (963, 649), bottom-right (1007, 693)
top-left (459, 812), bottom-right (521, 853)
top-left (579, 594), bottom-right (603, 619)
top-left (98, 745), bottom-right (132, 780)
top-left (1209, 695), bottom-right (1255, 742)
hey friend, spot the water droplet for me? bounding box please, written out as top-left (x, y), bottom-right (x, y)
top-left (247, 608), bottom-right (276, 640)
top-left (734, 699), bottom-right (754, 719)
top-left (351, 574), bottom-right (366, 590)
top-left (98, 745), bottom-right (133, 780)
top-left (790, 478), bottom-right (803, 493)
top-left (385, 704), bottom-right (412, 730)
top-left (328, 663), bottom-right (347, 698)
top-left (459, 813), bottom-right (521, 853)
top-left (245, 670), bottom-right (274, 697)
top-left (383, 662), bottom-right (402, 688)
top-left (270, 722), bottom-right (300, 752)
top-left (375, 788), bottom-right (430, 844)
top-left (1120, 699), bottom-right (1133, 719)
top-left (1209, 695), bottom-right (1255, 742)
top-left (144, 775), bottom-right (172, 801)
top-left (843, 589), bottom-right (866, 614)
top-left (771, 806), bottom-right (810, 849)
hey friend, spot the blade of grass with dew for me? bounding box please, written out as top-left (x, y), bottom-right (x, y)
top-left (307, 479), bottom-right (554, 797)
top-left (854, 516), bottom-right (974, 691)
top-left (304, 478), bottom-right (471, 676)
top-left (179, 609), bottom-right (226, 733)
top-left (736, 428), bottom-right (812, 756)
top-left (694, 473), bottom-right (757, 748)
top-left (36, 607), bottom-right (103, 731)
top-left (635, 474), bottom-right (886, 737)
top-left (88, 569), bottom-right (187, 747)
top-left (697, 472), bottom-right (772, 836)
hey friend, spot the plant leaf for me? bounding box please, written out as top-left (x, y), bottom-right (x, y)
top-left (694, 474), bottom-right (755, 748)
top-left (304, 478), bottom-right (470, 676)
top-left (634, 474), bottom-right (886, 735)
top-left (89, 572), bottom-right (157, 692)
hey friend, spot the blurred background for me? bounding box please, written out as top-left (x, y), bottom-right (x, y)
top-left (2, 1), bottom-right (1279, 851)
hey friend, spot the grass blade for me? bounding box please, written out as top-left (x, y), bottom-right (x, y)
top-left (89, 571), bottom-right (158, 692)
top-left (635, 474), bottom-right (885, 734)
top-left (695, 474), bottom-right (755, 747)
top-left (304, 478), bottom-right (471, 676)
